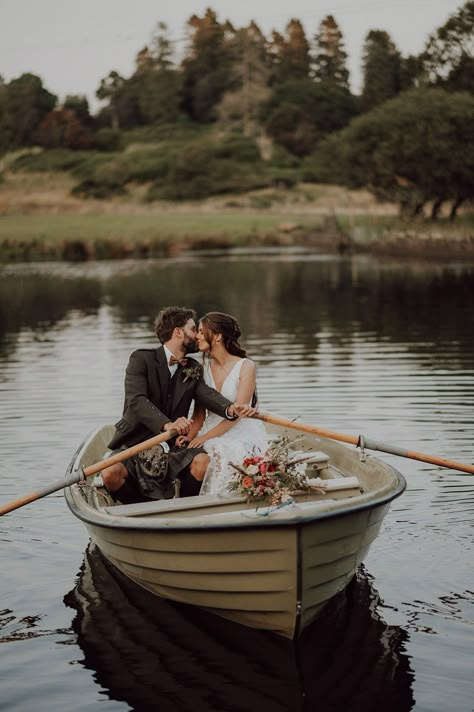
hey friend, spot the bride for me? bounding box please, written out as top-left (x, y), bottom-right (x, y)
top-left (179, 311), bottom-right (268, 497)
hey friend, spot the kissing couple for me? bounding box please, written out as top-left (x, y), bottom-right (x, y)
top-left (102, 306), bottom-right (268, 504)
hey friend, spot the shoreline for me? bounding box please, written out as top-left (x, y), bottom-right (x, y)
top-left (1, 177), bottom-right (473, 262)
top-left (2, 224), bottom-right (473, 262)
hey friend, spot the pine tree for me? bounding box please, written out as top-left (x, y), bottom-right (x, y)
top-left (313, 15), bottom-right (349, 87)
top-left (181, 8), bottom-right (236, 122)
top-left (270, 19), bottom-right (311, 83)
top-left (361, 30), bottom-right (401, 110)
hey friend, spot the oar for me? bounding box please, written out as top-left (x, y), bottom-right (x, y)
top-left (0, 429), bottom-right (177, 516)
top-left (255, 413), bottom-right (474, 475)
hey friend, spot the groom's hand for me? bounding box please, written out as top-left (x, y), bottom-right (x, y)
top-left (163, 417), bottom-right (192, 435)
top-left (229, 403), bottom-right (258, 418)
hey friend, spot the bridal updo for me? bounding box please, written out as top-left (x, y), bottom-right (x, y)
top-left (200, 312), bottom-right (246, 358)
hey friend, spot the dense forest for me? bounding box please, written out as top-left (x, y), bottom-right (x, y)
top-left (1, 2), bottom-right (473, 218)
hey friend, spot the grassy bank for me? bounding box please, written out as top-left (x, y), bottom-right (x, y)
top-left (0, 212), bottom-right (347, 260)
top-left (0, 169), bottom-right (473, 261)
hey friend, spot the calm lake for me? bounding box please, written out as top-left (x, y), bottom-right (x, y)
top-left (0, 250), bottom-right (473, 711)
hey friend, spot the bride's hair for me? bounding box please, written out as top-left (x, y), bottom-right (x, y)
top-left (200, 312), bottom-right (246, 358)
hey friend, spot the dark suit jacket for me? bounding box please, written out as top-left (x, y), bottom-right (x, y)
top-left (108, 346), bottom-right (234, 450)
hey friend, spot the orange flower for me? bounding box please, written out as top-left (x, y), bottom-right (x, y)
top-left (242, 477), bottom-right (253, 488)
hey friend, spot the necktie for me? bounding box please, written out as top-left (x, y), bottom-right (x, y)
top-left (169, 356), bottom-right (188, 367)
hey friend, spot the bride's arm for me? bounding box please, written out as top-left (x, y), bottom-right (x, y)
top-left (175, 403), bottom-right (206, 446)
top-left (188, 361), bottom-right (257, 447)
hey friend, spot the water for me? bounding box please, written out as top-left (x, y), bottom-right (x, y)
top-left (0, 251), bottom-right (473, 711)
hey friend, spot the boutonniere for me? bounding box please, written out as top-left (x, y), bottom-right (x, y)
top-left (182, 363), bottom-right (201, 382)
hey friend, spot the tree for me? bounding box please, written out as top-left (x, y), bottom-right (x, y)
top-left (266, 102), bottom-right (318, 156)
top-left (3, 73), bottom-right (56, 147)
top-left (269, 19), bottom-right (311, 84)
top-left (96, 71), bottom-right (125, 129)
top-left (181, 8), bottom-right (236, 122)
top-left (316, 88), bottom-right (474, 219)
top-left (361, 30), bottom-right (401, 110)
top-left (217, 21), bottom-right (271, 135)
top-left (35, 109), bottom-right (94, 149)
top-left (312, 15), bottom-right (349, 87)
top-left (133, 23), bottom-right (183, 125)
top-left (63, 95), bottom-right (92, 126)
top-left (399, 55), bottom-right (423, 91)
top-left (421, 0), bottom-right (474, 92)
top-left (0, 78), bottom-right (12, 151)
top-left (266, 78), bottom-right (358, 153)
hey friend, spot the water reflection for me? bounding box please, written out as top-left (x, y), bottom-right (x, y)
top-left (3, 255), bottom-right (472, 368)
top-left (0, 271), bottom-right (102, 359)
top-left (65, 544), bottom-right (414, 712)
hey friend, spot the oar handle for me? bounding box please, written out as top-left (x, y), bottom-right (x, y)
top-left (255, 412), bottom-right (474, 475)
top-left (255, 412), bottom-right (359, 446)
top-left (0, 429), bottom-right (178, 516)
top-left (82, 429), bottom-right (178, 478)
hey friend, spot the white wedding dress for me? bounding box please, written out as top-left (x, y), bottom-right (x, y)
top-left (198, 358), bottom-right (268, 497)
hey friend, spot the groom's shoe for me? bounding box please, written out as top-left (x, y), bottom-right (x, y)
top-left (179, 471), bottom-right (202, 497)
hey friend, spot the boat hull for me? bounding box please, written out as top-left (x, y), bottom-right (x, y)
top-left (65, 423), bottom-right (405, 638)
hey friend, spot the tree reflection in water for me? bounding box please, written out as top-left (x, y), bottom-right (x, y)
top-left (64, 544), bottom-right (414, 712)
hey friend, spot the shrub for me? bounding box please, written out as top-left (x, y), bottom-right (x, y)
top-left (11, 148), bottom-right (90, 173)
top-left (214, 134), bottom-right (261, 162)
top-left (95, 128), bottom-right (122, 152)
top-left (122, 152), bottom-right (170, 183)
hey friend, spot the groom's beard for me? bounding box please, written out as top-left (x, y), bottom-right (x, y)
top-left (183, 336), bottom-right (198, 354)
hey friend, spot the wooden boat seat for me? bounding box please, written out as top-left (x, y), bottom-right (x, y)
top-left (104, 476), bottom-right (362, 518)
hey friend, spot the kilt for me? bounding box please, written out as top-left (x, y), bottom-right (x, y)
top-left (115, 443), bottom-right (206, 501)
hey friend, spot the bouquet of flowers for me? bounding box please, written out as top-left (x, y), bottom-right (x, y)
top-left (229, 436), bottom-right (326, 506)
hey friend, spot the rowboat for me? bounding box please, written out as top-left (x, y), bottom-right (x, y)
top-left (64, 421), bottom-right (406, 638)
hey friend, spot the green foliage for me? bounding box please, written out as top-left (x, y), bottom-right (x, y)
top-left (69, 153), bottom-right (116, 179)
top-left (11, 148), bottom-right (92, 173)
top-left (0, 73), bottom-right (57, 149)
top-left (313, 15), bottom-right (349, 87)
top-left (266, 102), bottom-right (318, 157)
top-left (268, 145), bottom-right (303, 169)
top-left (270, 20), bottom-right (311, 84)
top-left (421, 0), bottom-right (474, 92)
top-left (181, 9), bottom-right (236, 122)
top-left (146, 141), bottom-right (269, 200)
top-left (94, 128), bottom-right (122, 151)
top-left (214, 134), bottom-right (260, 162)
top-left (63, 95), bottom-right (92, 126)
top-left (311, 88), bottom-right (474, 216)
top-left (71, 178), bottom-right (127, 200)
top-left (361, 31), bottom-right (402, 110)
top-left (267, 79), bottom-right (358, 138)
top-left (303, 134), bottom-right (346, 184)
top-left (121, 151), bottom-right (170, 182)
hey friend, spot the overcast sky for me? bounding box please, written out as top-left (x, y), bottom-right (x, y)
top-left (1, 0), bottom-right (463, 109)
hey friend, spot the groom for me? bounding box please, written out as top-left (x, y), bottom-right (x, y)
top-left (103, 306), bottom-right (249, 503)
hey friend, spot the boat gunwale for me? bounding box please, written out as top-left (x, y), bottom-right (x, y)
top-left (65, 472), bottom-right (406, 532)
top-left (64, 425), bottom-right (406, 532)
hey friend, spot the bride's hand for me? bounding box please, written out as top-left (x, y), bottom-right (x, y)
top-left (188, 436), bottom-right (207, 448)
